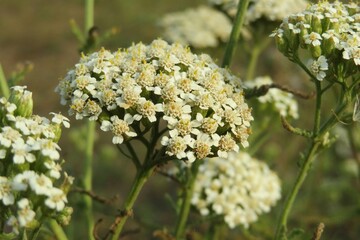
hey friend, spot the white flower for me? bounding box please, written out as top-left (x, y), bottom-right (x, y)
top-left (245, 76), bottom-right (299, 119)
top-left (0, 127), bottom-right (22, 147)
top-left (12, 171), bottom-right (36, 191)
top-left (209, 0), bottom-right (308, 22)
top-left (11, 139), bottom-right (36, 164)
top-left (6, 216), bottom-right (19, 235)
top-left (50, 113), bottom-right (70, 128)
top-left (161, 134), bottom-right (195, 161)
top-left (307, 56), bottom-right (329, 81)
top-left (34, 139), bottom-right (61, 160)
top-left (304, 32), bottom-right (322, 46)
top-left (45, 188), bottom-right (67, 211)
top-left (133, 98), bottom-right (163, 123)
top-left (100, 114), bottom-right (137, 144)
top-left (0, 149), bottom-right (6, 159)
top-left (159, 6), bottom-right (232, 48)
top-left (44, 161), bottom-right (62, 179)
top-left (17, 198), bottom-right (36, 227)
top-left (29, 173), bottom-right (53, 195)
top-left (0, 176), bottom-right (15, 205)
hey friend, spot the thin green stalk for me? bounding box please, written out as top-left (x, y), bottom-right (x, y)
top-left (274, 141), bottom-right (321, 240)
top-left (0, 64), bottom-right (10, 98)
top-left (84, 0), bottom-right (94, 33)
top-left (82, 1), bottom-right (96, 239)
top-left (206, 222), bottom-right (223, 240)
top-left (313, 81), bottom-right (322, 135)
top-left (83, 120), bottom-right (96, 240)
top-left (49, 220), bottom-right (68, 240)
top-left (110, 167), bottom-right (155, 240)
top-left (174, 160), bottom-right (201, 239)
top-left (246, 38), bottom-right (271, 80)
top-left (222, 0), bottom-right (250, 68)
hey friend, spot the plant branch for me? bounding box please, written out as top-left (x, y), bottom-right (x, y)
top-left (174, 160), bottom-right (201, 239)
top-left (222, 0), bottom-right (250, 68)
top-left (49, 220), bottom-right (68, 240)
top-left (107, 167), bottom-right (156, 240)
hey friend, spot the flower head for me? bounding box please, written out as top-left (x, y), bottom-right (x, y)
top-left (159, 6), bottom-right (232, 48)
top-left (191, 152), bottom-right (281, 228)
top-left (57, 39), bottom-right (253, 162)
top-left (209, 0), bottom-right (308, 23)
top-left (0, 86), bottom-right (72, 235)
top-left (271, 1), bottom-right (360, 81)
top-left (245, 76), bottom-right (299, 118)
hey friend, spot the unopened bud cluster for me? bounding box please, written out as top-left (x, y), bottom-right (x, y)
top-left (271, 1), bottom-right (359, 81)
top-left (191, 151), bottom-right (281, 228)
top-left (0, 86), bottom-right (72, 235)
top-left (56, 39), bottom-right (253, 162)
top-left (245, 76), bottom-right (299, 119)
top-left (159, 6), bottom-right (232, 48)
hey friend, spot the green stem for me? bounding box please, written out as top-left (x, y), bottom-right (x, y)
top-left (245, 38), bottom-right (271, 80)
top-left (313, 81), bottom-right (322, 135)
top-left (222, 0), bottom-right (250, 68)
top-left (49, 220), bottom-right (68, 240)
top-left (84, 0), bottom-right (94, 33)
top-left (81, 1), bottom-right (96, 239)
top-left (274, 141), bottom-right (321, 240)
top-left (0, 64), bottom-right (10, 98)
top-left (110, 167), bottom-right (155, 240)
top-left (206, 222), bottom-right (223, 240)
top-left (174, 160), bottom-right (201, 239)
top-left (83, 120), bottom-right (96, 240)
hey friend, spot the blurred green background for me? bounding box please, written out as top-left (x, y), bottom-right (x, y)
top-left (1, 0), bottom-right (359, 239)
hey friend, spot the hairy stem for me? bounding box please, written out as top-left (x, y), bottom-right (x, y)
top-left (174, 160), bottom-right (201, 239)
top-left (222, 0), bottom-right (250, 68)
top-left (274, 141), bottom-right (321, 240)
top-left (110, 167), bottom-right (155, 240)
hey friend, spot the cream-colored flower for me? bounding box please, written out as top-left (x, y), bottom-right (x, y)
top-left (100, 114), bottom-right (137, 144)
top-left (192, 152), bottom-right (281, 228)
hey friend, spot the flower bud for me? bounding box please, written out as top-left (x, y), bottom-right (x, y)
top-left (8, 86), bottom-right (33, 118)
top-left (275, 35), bottom-right (289, 55)
top-left (56, 207), bottom-right (73, 225)
top-left (310, 45), bottom-right (322, 58)
top-left (60, 172), bottom-right (74, 194)
top-left (322, 37), bottom-right (336, 56)
top-left (311, 15), bottom-right (323, 34)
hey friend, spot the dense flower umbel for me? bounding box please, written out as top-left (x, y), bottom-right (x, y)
top-left (159, 6), bottom-right (232, 48)
top-left (271, 1), bottom-right (360, 81)
top-left (208, 0), bottom-right (308, 23)
top-left (191, 152), bottom-right (281, 228)
top-left (56, 39), bottom-right (253, 162)
top-left (245, 76), bottom-right (299, 119)
top-left (0, 86), bottom-right (72, 235)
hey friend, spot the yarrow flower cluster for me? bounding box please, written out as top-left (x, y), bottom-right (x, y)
top-left (208, 0), bottom-right (308, 23)
top-left (159, 6), bottom-right (232, 48)
top-left (271, 1), bottom-right (360, 81)
top-left (56, 39), bottom-right (253, 162)
top-left (191, 151), bottom-right (281, 229)
top-left (245, 76), bottom-right (299, 119)
top-left (0, 86), bottom-right (72, 235)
